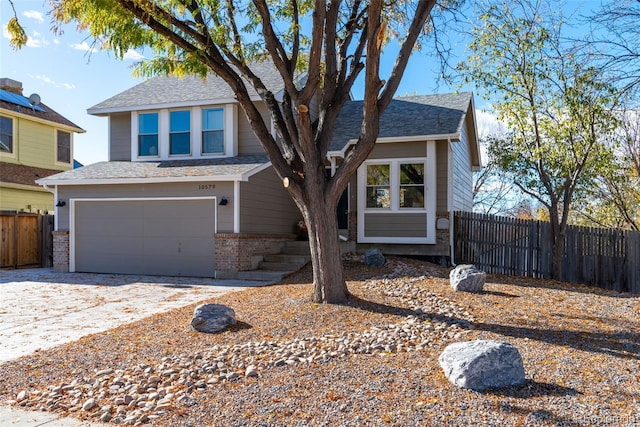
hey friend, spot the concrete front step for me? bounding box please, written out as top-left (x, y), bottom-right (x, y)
top-left (281, 240), bottom-right (312, 255)
top-left (236, 270), bottom-right (291, 282)
top-left (259, 261), bottom-right (307, 271)
top-left (263, 253), bottom-right (310, 264)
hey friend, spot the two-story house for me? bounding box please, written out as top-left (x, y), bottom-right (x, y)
top-left (0, 78), bottom-right (84, 213)
top-left (37, 63), bottom-right (480, 277)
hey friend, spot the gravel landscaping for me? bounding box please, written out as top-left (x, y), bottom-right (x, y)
top-left (1, 256), bottom-right (639, 426)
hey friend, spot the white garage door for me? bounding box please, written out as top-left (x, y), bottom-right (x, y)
top-left (72, 198), bottom-right (216, 277)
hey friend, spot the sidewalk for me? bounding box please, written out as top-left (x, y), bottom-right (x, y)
top-left (0, 268), bottom-right (268, 426)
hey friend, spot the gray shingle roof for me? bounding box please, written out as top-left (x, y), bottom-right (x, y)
top-left (88, 62), bottom-right (285, 113)
top-left (37, 155), bottom-right (270, 184)
top-left (329, 92), bottom-right (473, 152)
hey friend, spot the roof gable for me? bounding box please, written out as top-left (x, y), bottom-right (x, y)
top-left (329, 92), bottom-right (474, 152)
top-left (88, 62), bottom-right (286, 115)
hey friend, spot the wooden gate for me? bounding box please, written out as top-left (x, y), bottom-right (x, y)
top-left (0, 212), bottom-right (54, 269)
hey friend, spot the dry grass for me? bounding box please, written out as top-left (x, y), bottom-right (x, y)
top-left (1, 257), bottom-right (639, 426)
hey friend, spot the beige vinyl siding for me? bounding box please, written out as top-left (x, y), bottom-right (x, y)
top-left (109, 113), bottom-right (131, 161)
top-left (451, 121), bottom-right (473, 211)
top-left (436, 140), bottom-right (449, 212)
top-left (57, 181), bottom-right (233, 231)
top-left (240, 167), bottom-right (300, 234)
top-left (238, 102), bottom-right (269, 155)
top-left (0, 113), bottom-right (74, 170)
top-left (368, 141), bottom-right (426, 159)
top-left (364, 213), bottom-right (427, 238)
top-left (0, 185), bottom-right (53, 212)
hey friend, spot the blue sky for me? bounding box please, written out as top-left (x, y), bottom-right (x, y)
top-left (1, 1), bottom-right (594, 165)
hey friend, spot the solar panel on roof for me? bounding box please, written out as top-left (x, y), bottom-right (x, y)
top-left (0, 89), bottom-right (46, 112)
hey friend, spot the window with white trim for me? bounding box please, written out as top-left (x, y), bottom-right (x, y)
top-left (0, 115), bottom-right (13, 153)
top-left (202, 108), bottom-right (224, 154)
top-left (138, 112), bottom-right (159, 157)
top-left (400, 163), bottom-right (425, 208)
top-left (366, 164), bottom-right (391, 208)
top-left (170, 110), bottom-right (191, 155)
top-left (364, 161), bottom-right (426, 210)
top-left (57, 130), bottom-right (71, 163)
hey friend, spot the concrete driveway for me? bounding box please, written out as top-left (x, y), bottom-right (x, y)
top-left (0, 268), bottom-right (268, 426)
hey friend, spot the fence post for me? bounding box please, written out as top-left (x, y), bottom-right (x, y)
top-left (626, 231), bottom-right (640, 294)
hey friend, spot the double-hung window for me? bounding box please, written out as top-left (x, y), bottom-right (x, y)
top-left (364, 161), bottom-right (426, 210)
top-left (202, 108), bottom-right (224, 154)
top-left (170, 110), bottom-right (191, 155)
top-left (399, 163), bottom-right (425, 208)
top-left (138, 112), bottom-right (159, 157)
top-left (0, 116), bottom-right (12, 153)
top-left (366, 164), bottom-right (391, 208)
top-left (57, 130), bottom-right (71, 163)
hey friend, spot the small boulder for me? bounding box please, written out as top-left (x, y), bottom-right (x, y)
top-left (439, 340), bottom-right (526, 391)
top-left (450, 264), bottom-right (485, 292)
top-left (190, 303), bottom-right (236, 333)
top-left (363, 248), bottom-right (385, 267)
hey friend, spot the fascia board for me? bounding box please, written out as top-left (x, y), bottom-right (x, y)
top-left (87, 96), bottom-right (262, 116)
top-left (36, 174), bottom-right (248, 186)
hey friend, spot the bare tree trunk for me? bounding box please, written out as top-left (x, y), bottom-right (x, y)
top-left (304, 198), bottom-right (348, 303)
top-left (295, 166), bottom-right (348, 304)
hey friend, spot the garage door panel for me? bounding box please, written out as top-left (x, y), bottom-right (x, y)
top-left (141, 237), bottom-right (214, 256)
top-left (74, 198), bottom-right (216, 277)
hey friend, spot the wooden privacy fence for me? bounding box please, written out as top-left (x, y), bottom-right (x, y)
top-left (454, 211), bottom-right (640, 294)
top-left (0, 212), bottom-right (54, 269)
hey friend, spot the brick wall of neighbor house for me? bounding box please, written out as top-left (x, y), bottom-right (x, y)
top-left (215, 233), bottom-right (292, 274)
top-left (53, 231), bottom-right (69, 272)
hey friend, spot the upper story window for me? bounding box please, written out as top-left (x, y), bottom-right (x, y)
top-left (170, 110), bottom-right (191, 155)
top-left (131, 104), bottom-right (238, 161)
top-left (202, 108), bottom-right (224, 154)
top-left (138, 112), bottom-right (159, 157)
top-left (57, 130), bottom-right (71, 163)
top-left (0, 115), bottom-right (13, 153)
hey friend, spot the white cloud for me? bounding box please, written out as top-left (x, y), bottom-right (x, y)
top-left (23, 10), bottom-right (45, 24)
top-left (30, 74), bottom-right (75, 90)
top-left (123, 49), bottom-right (145, 60)
top-left (2, 25), bottom-right (10, 40)
top-left (69, 41), bottom-right (100, 55)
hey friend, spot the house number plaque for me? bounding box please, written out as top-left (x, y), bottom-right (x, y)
top-left (198, 184), bottom-right (216, 190)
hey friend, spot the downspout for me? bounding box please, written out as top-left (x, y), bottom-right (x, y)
top-left (40, 183), bottom-right (59, 230)
top-left (447, 138), bottom-right (456, 267)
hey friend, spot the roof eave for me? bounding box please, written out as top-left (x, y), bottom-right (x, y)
top-left (87, 95), bottom-right (263, 116)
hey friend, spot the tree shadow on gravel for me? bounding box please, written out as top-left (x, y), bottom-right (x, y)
top-left (480, 379), bottom-right (582, 398)
top-left (472, 321), bottom-right (640, 360)
top-left (344, 295), bottom-right (422, 317)
top-left (487, 274), bottom-right (638, 298)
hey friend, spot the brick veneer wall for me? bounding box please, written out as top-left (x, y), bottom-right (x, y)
top-left (53, 231), bottom-right (69, 273)
top-left (215, 233), bottom-right (293, 273)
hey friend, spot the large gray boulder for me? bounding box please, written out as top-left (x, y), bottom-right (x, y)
top-left (190, 303), bottom-right (236, 333)
top-left (363, 248), bottom-right (385, 267)
top-left (450, 264), bottom-right (486, 292)
top-left (439, 340), bottom-right (526, 391)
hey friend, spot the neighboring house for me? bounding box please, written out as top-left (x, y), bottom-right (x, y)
top-left (0, 78), bottom-right (84, 213)
top-left (37, 64), bottom-right (480, 277)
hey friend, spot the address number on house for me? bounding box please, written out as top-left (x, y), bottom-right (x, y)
top-left (198, 184), bottom-right (216, 190)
